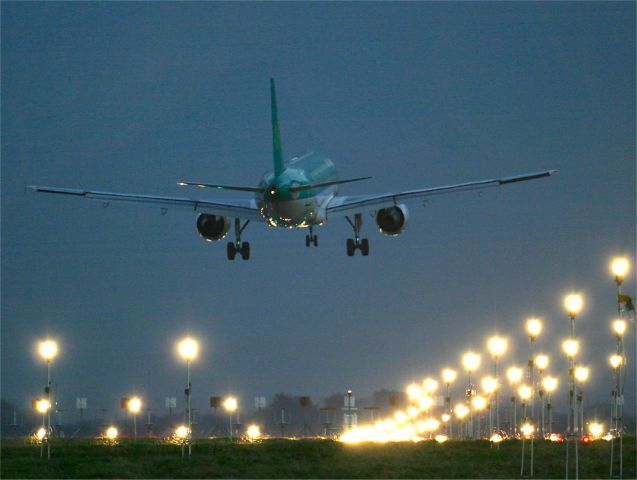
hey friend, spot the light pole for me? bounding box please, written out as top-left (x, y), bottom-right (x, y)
top-left (454, 403), bottom-right (468, 439)
top-left (487, 336), bottom-right (507, 436)
top-left (471, 395), bottom-right (487, 439)
top-left (462, 352), bottom-right (480, 439)
top-left (562, 338), bottom-right (580, 480)
top-left (34, 398), bottom-right (51, 459)
top-left (518, 384), bottom-right (533, 478)
top-left (223, 396), bottom-right (237, 440)
top-left (441, 368), bottom-right (457, 438)
top-left (534, 354), bottom-right (549, 437)
top-left (506, 366), bottom-right (523, 437)
top-left (177, 337), bottom-right (198, 457)
top-left (541, 375), bottom-right (558, 436)
top-left (481, 376), bottom-right (498, 437)
top-left (127, 397), bottom-right (142, 440)
top-left (574, 366), bottom-right (589, 437)
top-left (610, 255), bottom-right (629, 480)
top-left (38, 339), bottom-right (58, 460)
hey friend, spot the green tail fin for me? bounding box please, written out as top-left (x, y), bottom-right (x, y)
top-left (270, 78), bottom-right (284, 177)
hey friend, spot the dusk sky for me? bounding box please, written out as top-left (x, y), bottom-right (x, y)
top-left (2, 2), bottom-right (635, 423)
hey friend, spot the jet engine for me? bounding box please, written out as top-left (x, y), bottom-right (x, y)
top-left (196, 214), bottom-right (230, 242)
top-left (375, 204), bottom-right (409, 236)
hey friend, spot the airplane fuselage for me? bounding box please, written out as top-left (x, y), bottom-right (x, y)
top-left (257, 151), bottom-right (338, 228)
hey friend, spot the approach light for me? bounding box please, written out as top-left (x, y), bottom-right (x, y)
top-left (246, 424), bottom-right (261, 440)
top-left (562, 339), bottom-right (579, 359)
top-left (423, 377), bottom-right (438, 394)
top-left (407, 406), bottom-right (419, 418)
top-left (574, 366), bottom-right (589, 384)
top-left (506, 366), bottom-right (523, 385)
top-left (223, 396), bottom-right (238, 412)
top-left (542, 376), bottom-right (558, 393)
top-left (462, 352), bottom-right (481, 372)
top-left (35, 399), bottom-right (51, 414)
top-left (487, 336), bottom-right (508, 358)
top-left (564, 294), bottom-right (583, 318)
top-left (394, 410), bottom-right (407, 423)
top-left (518, 384), bottom-right (532, 401)
top-left (520, 422), bottom-right (534, 437)
top-left (481, 376), bottom-right (498, 394)
top-left (38, 340), bottom-right (58, 362)
top-left (611, 257), bottom-right (630, 283)
top-left (406, 383), bottom-right (422, 400)
top-left (612, 319), bottom-right (627, 337)
top-left (549, 433), bottom-right (564, 443)
top-left (588, 422), bottom-right (604, 439)
top-left (36, 427), bottom-right (47, 441)
top-left (441, 368), bottom-right (457, 385)
top-left (609, 354), bottom-right (623, 369)
top-left (418, 396), bottom-right (433, 411)
top-left (105, 426), bottom-right (119, 440)
top-left (175, 425), bottom-right (189, 440)
top-left (471, 395), bottom-right (487, 411)
top-left (127, 397), bottom-right (142, 414)
top-left (525, 319), bottom-right (542, 340)
top-left (454, 403), bottom-right (469, 419)
top-left (427, 418), bottom-right (441, 431)
top-left (490, 433), bottom-right (503, 443)
top-left (435, 434), bottom-right (448, 443)
top-left (535, 354), bottom-right (549, 372)
top-left (581, 434), bottom-right (592, 445)
top-left (441, 413), bottom-right (451, 423)
top-left (177, 337), bottom-right (199, 362)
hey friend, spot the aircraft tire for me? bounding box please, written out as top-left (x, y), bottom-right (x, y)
top-left (361, 238), bottom-right (369, 256)
top-left (346, 238), bottom-right (355, 256)
top-left (313, 235), bottom-right (318, 246)
top-left (305, 235), bottom-right (310, 247)
top-left (241, 242), bottom-right (250, 260)
top-left (227, 242), bottom-right (236, 260)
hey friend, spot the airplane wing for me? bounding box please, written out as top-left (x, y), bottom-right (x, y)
top-left (27, 185), bottom-right (265, 222)
top-left (326, 170), bottom-right (556, 217)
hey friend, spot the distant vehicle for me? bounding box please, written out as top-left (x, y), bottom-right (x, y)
top-left (29, 79), bottom-right (555, 260)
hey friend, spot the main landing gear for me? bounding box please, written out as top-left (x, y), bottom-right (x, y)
top-left (305, 226), bottom-right (318, 247)
top-left (345, 213), bottom-right (369, 256)
top-left (227, 218), bottom-right (251, 260)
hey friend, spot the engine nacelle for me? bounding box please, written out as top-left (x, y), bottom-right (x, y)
top-left (196, 214), bottom-right (230, 242)
top-left (375, 204), bottom-right (409, 236)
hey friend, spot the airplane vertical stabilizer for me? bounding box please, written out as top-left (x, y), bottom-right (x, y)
top-left (270, 78), bottom-right (284, 177)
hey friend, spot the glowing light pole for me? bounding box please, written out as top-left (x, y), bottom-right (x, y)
top-left (534, 354), bottom-right (549, 437)
top-left (127, 397), bottom-right (142, 440)
top-left (471, 395), bottom-right (487, 438)
top-left (462, 352), bottom-right (480, 439)
top-left (177, 337), bottom-right (198, 457)
top-left (541, 375), bottom-right (558, 435)
top-left (223, 396), bottom-right (237, 440)
top-left (38, 339), bottom-right (58, 460)
top-left (518, 384), bottom-right (534, 478)
top-left (441, 368), bottom-right (457, 438)
top-left (487, 336), bottom-right (507, 435)
top-left (562, 338), bottom-right (580, 480)
top-left (454, 403), bottom-right (469, 439)
top-left (574, 366), bottom-right (589, 437)
top-left (481, 376), bottom-right (498, 437)
top-left (506, 366), bottom-right (523, 437)
top-left (34, 399), bottom-right (51, 459)
top-left (610, 255), bottom-right (629, 480)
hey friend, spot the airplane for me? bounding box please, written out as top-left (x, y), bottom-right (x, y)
top-left (29, 78), bottom-right (556, 260)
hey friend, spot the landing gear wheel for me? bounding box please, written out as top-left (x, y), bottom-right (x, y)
top-left (361, 238), bottom-right (369, 256)
top-left (240, 242), bottom-right (250, 260)
top-left (306, 235), bottom-right (311, 247)
top-left (227, 242), bottom-right (236, 260)
top-left (313, 234), bottom-right (318, 246)
top-left (346, 238), bottom-right (355, 256)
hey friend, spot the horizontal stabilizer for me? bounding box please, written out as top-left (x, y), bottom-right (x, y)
top-left (177, 181), bottom-right (262, 192)
top-left (288, 176), bottom-right (373, 193)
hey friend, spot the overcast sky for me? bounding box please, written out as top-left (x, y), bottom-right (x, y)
top-left (2, 2), bottom-right (635, 422)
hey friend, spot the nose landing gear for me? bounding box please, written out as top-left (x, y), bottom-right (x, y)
top-left (227, 218), bottom-right (251, 260)
top-left (345, 213), bottom-right (369, 256)
top-left (305, 226), bottom-right (318, 247)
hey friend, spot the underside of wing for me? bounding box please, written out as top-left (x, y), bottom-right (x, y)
top-left (27, 186), bottom-right (264, 221)
top-left (326, 170), bottom-right (556, 217)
